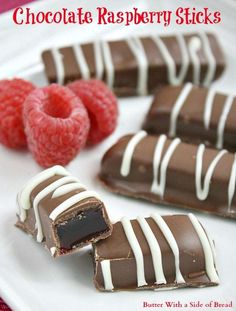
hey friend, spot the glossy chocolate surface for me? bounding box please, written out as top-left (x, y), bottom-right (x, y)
top-left (143, 85), bottom-right (236, 151)
top-left (42, 33), bottom-right (225, 96)
top-left (100, 134), bottom-right (236, 219)
top-left (93, 214), bottom-right (218, 291)
top-left (16, 169), bottom-right (112, 257)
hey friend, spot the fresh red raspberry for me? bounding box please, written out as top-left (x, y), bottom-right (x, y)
top-left (68, 79), bottom-right (118, 145)
top-left (0, 78), bottom-right (35, 148)
top-left (0, 298), bottom-right (11, 311)
top-left (23, 84), bottom-right (90, 167)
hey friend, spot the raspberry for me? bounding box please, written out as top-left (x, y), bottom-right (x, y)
top-left (68, 79), bottom-right (118, 145)
top-left (0, 298), bottom-right (10, 311)
top-left (23, 84), bottom-right (90, 167)
top-left (0, 78), bottom-right (35, 148)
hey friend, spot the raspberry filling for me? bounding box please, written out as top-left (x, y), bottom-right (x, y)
top-left (56, 207), bottom-right (109, 250)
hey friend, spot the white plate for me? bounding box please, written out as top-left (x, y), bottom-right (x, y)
top-left (0, 1), bottom-right (236, 310)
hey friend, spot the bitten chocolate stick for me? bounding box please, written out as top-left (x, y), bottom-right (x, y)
top-left (100, 132), bottom-right (236, 219)
top-left (42, 32), bottom-right (225, 96)
top-left (93, 213), bottom-right (219, 291)
top-left (143, 84), bottom-right (236, 151)
top-left (16, 165), bottom-right (112, 257)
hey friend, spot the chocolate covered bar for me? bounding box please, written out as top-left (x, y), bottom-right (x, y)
top-left (143, 83), bottom-right (236, 151)
top-left (16, 165), bottom-right (112, 257)
top-left (93, 213), bottom-right (219, 291)
top-left (42, 32), bottom-right (225, 96)
top-left (100, 132), bottom-right (236, 219)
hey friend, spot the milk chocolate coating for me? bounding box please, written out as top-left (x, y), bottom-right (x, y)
top-left (100, 134), bottom-right (236, 219)
top-left (42, 33), bottom-right (225, 96)
top-left (16, 173), bottom-right (112, 257)
top-left (143, 85), bottom-right (236, 151)
top-left (93, 215), bottom-right (218, 291)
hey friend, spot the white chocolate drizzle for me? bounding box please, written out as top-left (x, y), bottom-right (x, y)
top-left (199, 32), bottom-right (216, 87)
top-left (172, 85), bottom-right (235, 149)
top-left (101, 260), bottom-right (114, 290)
top-left (50, 247), bottom-right (57, 257)
top-left (52, 182), bottom-right (85, 198)
top-left (151, 214), bottom-right (185, 284)
top-left (33, 176), bottom-right (79, 242)
top-left (152, 33), bottom-right (215, 86)
top-left (204, 91), bottom-right (234, 149)
top-left (17, 165), bottom-right (95, 244)
top-left (49, 32), bottom-right (216, 92)
top-left (72, 44), bottom-right (90, 79)
top-left (203, 89), bottom-right (216, 129)
top-left (188, 36), bottom-right (202, 85)
top-left (101, 41), bottom-right (114, 89)
top-left (49, 32), bottom-right (215, 88)
top-left (120, 131), bottom-right (147, 177)
top-left (137, 216), bottom-right (166, 284)
top-left (119, 131), bottom-right (236, 213)
top-left (94, 41), bottom-right (104, 80)
top-left (51, 48), bottom-right (65, 85)
top-left (195, 144), bottom-right (227, 201)
top-left (169, 83), bottom-right (192, 137)
top-left (151, 135), bottom-right (181, 198)
top-left (216, 96), bottom-right (234, 149)
top-left (101, 213), bottom-right (219, 290)
top-left (49, 190), bottom-right (100, 221)
top-left (126, 37), bottom-right (148, 96)
top-left (152, 34), bottom-right (189, 86)
top-left (121, 217), bottom-right (148, 287)
top-left (228, 154), bottom-right (236, 212)
top-left (204, 229), bottom-right (217, 266)
top-left (18, 165), bottom-right (69, 222)
top-left (188, 213), bottom-right (219, 283)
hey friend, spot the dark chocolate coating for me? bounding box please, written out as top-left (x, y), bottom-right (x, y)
top-left (100, 134), bottom-right (236, 219)
top-left (16, 174), bottom-right (112, 257)
top-left (143, 85), bottom-right (236, 151)
top-left (42, 33), bottom-right (225, 97)
top-left (93, 215), bottom-right (218, 291)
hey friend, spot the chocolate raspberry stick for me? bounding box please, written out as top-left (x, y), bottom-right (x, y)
top-left (42, 32), bottom-right (225, 96)
top-left (16, 165), bottom-right (112, 257)
top-left (93, 213), bottom-right (219, 291)
top-left (100, 132), bottom-right (236, 219)
top-left (143, 84), bottom-right (236, 151)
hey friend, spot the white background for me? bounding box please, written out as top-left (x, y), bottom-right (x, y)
top-left (0, 1), bottom-right (236, 311)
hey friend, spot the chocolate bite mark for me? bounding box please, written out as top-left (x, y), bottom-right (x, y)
top-left (56, 207), bottom-right (109, 250)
